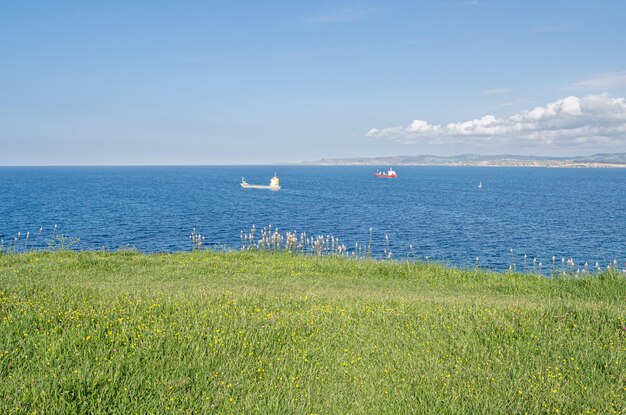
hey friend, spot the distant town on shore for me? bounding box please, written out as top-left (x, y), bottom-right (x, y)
top-left (301, 153), bottom-right (626, 168)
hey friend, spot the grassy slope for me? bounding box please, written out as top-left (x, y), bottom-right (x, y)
top-left (1, 251), bottom-right (625, 414)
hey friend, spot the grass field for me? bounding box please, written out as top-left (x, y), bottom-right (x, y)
top-left (1, 250), bottom-right (625, 414)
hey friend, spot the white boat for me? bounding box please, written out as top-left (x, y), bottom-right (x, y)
top-left (478, 181), bottom-right (483, 189)
top-left (241, 174), bottom-right (281, 191)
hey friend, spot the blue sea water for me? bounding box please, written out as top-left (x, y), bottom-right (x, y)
top-left (0, 166), bottom-right (624, 271)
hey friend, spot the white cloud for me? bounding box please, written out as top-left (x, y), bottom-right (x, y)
top-left (366, 94), bottom-right (626, 148)
top-left (568, 71), bottom-right (626, 91)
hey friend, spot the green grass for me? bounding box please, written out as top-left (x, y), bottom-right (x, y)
top-left (1, 250), bottom-right (625, 414)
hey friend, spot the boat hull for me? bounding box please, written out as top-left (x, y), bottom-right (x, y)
top-left (374, 173), bottom-right (397, 178)
top-left (241, 183), bottom-right (280, 191)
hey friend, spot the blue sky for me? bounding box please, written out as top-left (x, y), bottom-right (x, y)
top-left (2, 0), bottom-right (626, 165)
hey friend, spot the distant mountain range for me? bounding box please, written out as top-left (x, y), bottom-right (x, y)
top-left (302, 153), bottom-right (626, 167)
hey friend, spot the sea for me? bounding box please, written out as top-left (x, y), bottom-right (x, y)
top-left (1, 166), bottom-right (624, 272)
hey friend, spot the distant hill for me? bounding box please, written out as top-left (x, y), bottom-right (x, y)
top-left (578, 153), bottom-right (626, 163)
top-left (302, 153), bottom-right (626, 167)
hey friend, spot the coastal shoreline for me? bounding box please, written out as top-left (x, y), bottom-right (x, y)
top-left (296, 152), bottom-right (626, 168)
top-left (301, 161), bottom-right (626, 168)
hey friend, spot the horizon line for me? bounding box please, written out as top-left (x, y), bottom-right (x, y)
top-left (1, 152), bottom-right (625, 168)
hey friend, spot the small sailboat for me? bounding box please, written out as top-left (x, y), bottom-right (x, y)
top-left (478, 181), bottom-right (483, 189)
top-left (241, 174), bottom-right (281, 191)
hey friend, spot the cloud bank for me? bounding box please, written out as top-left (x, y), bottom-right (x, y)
top-left (367, 94), bottom-right (626, 148)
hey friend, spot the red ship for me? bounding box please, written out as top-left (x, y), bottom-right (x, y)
top-left (374, 168), bottom-right (397, 178)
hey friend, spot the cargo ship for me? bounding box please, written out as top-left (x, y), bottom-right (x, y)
top-left (241, 174), bottom-right (281, 191)
top-left (374, 168), bottom-right (397, 178)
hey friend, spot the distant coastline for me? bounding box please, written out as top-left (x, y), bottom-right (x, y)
top-left (300, 153), bottom-right (626, 168)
